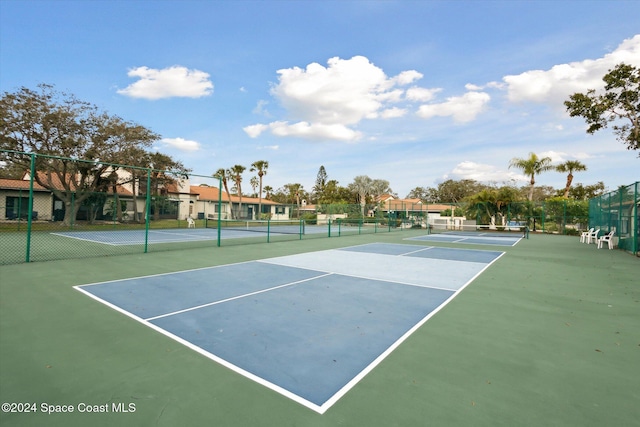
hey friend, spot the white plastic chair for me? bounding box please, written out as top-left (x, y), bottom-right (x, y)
top-left (580, 228), bottom-right (594, 243)
top-left (587, 228), bottom-right (600, 244)
top-left (597, 230), bottom-right (616, 249)
top-left (187, 217), bottom-right (195, 228)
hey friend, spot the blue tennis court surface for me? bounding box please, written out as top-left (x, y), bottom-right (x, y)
top-left (406, 231), bottom-right (523, 246)
top-left (75, 243), bottom-right (504, 413)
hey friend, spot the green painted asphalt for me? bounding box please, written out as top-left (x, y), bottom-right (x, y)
top-left (0, 230), bottom-right (638, 426)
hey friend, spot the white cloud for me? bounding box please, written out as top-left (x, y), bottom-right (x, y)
top-left (465, 83), bottom-right (483, 91)
top-left (271, 56), bottom-right (388, 125)
top-left (444, 161), bottom-right (525, 183)
top-left (539, 150), bottom-right (568, 163)
top-left (539, 150), bottom-right (595, 163)
top-left (380, 107), bottom-right (408, 119)
top-left (243, 124), bottom-right (269, 138)
top-left (160, 137), bottom-right (201, 151)
top-left (416, 91), bottom-right (491, 123)
top-left (405, 86), bottom-right (441, 102)
top-left (269, 121), bottom-right (363, 142)
top-left (245, 56), bottom-right (444, 141)
top-left (117, 66), bottom-right (213, 99)
top-left (500, 34), bottom-right (640, 105)
top-left (392, 70), bottom-right (423, 86)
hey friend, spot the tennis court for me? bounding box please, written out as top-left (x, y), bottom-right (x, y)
top-left (408, 227), bottom-right (524, 246)
top-left (49, 221), bottom-right (367, 246)
top-left (1, 230), bottom-right (638, 427)
top-left (75, 243), bottom-right (503, 413)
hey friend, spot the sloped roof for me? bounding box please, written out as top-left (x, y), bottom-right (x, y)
top-left (2, 174), bottom-right (133, 196)
top-left (0, 178), bottom-right (49, 191)
top-left (190, 185), bottom-right (282, 205)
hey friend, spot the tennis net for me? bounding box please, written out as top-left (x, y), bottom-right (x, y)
top-left (428, 223), bottom-right (528, 238)
top-left (206, 219), bottom-right (305, 235)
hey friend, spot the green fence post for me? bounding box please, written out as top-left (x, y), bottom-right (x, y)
top-left (144, 170), bottom-right (151, 253)
top-left (267, 218), bottom-right (271, 243)
top-left (25, 153), bottom-right (36, 262)
top-left (217, 176), bottom-right (222, 247)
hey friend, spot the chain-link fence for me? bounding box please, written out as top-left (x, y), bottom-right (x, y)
top-left (589, 182), bottom-right (639, 255)
top-left (0, 150), bottom-right (407, 264)
top-left (2, 149), bottom-right (607, 265)
top-left (0, 150), bottom-right (222, 264)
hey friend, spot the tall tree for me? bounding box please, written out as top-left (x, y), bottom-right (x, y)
top-left (0, 84), bottom-right (160, 225)
top-left (263, 185), bottom-right (273, 199)
top-left (349, 175), bottom-right (373, 217)
top-left (279, 183), bottom-right (304, 218)
top-left (229, 164), bottom-right (246, 219)
top-left (250, 160), bottom-right (268, 219)
top-left (436, 179), bottom-right (485, 203)
top-left (312, 166), bottom-right (328, 203)
top-left (565, 63), bottom-right (640, 155)
top-left (555, 160), bottom-right (587, 198)
top-left (508, 152), bottom-right (554, 201)
top-left (371, 179), bottom-right (392, 200)
top-left (567, 181), bottom-right (606, 200)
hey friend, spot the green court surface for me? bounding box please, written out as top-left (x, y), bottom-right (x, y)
top-left (0, 230), bottom-right (638, 427)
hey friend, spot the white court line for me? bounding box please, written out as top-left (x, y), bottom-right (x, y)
top-left (50, 232), bottom-right (121, 246)
top-left (144, 272), bottom-right (333, 321)
top-left (75, 243), bottom-right (506, 414)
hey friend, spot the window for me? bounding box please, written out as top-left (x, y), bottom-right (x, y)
top-left (5, 196), bottom-right (29, 219)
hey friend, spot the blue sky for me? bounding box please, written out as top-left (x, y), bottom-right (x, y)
top-left (1, 0), bottom-right (638, 197)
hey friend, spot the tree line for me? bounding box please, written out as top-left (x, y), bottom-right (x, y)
top-left (2, 63), bottom-right (636, 223)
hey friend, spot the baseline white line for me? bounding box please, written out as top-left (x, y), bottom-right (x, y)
top-left (144, 273), bottom-right (334, 321)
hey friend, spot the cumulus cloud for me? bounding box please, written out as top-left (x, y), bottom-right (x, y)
top-left (539, 150), bottom-right (594, 163)
top-left (244, 56), bottom-right (438, 141)
top-left (500, 34), bottom-right (640, 105)
top-left (380, 107), bottom-right (408, 119)
top-left (406, 86), bottom-right (441, 102)
top-left (247, 121), bottom-right (362, 142)
top-left (444, 161), bottom-right (525, 182)
top-left (160, 137), bottom-right (201, 151)
top-left (416, 91), bottom-right (491, 123)
top-left (117, 66), bottom-right (213, 99)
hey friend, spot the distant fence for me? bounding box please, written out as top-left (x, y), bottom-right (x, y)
top-left (0, 150), bottom-right (403, 264)
top-left (1, 149), bottom-right (603, 264)
top-left (589, 182), bottom-right (639, 255)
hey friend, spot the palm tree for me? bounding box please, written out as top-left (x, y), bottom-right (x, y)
top-left (556, 160), bottom-right (587, 198)
top-left (263, 185), bottom-right (273, 200)
top-left (250, 160), bottom-right (269, 220)
top-left (508, 152), bottom-right (554, 201)
top-left (283, 183), bottom-right (303, 218)
top-left (229, 164), bottom-right (246, 219)
top-left (214, 168), bottom-right (232, 219)
top-left (465, 189), bottom-right (499, 226)
top-left (349, 175), bottom-right (373, 217)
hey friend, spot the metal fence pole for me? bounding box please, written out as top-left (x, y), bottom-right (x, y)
top-left (25, 153), bottom-right (36, 262)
